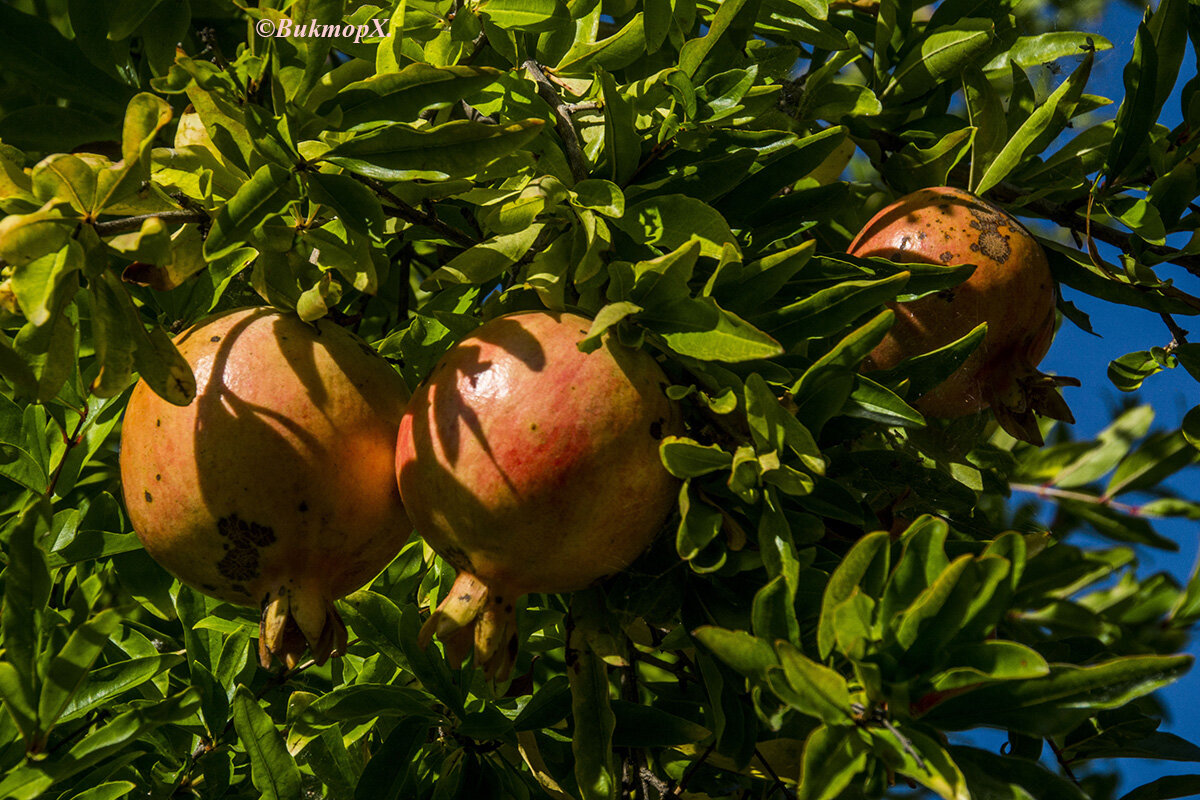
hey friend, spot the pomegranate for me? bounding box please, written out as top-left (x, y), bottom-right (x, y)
top-left (848, 186), bottom-right (1077, 445)
top-left (396, 311), bottom-right (681, 678)
top-left (120, 308), bottom-right (412, 669)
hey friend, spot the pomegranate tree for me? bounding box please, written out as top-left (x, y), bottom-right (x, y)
top-left (396, 311), bottom-right (681, 678)
top-left (848, 186), bottom-right (1077, 444)
top-left (120, 308), bottom-right (412, 669)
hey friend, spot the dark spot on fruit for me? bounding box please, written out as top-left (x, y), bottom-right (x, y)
top-left (215, 513), bottom-right (276, 582)
top-left (939, 251), bottom-right (954, 264)
top-left (900, 235), bottom-right (913, 251)
top-left (155, 473), bottom-right (161, 481)
top-left (530, 422), bottom-right (538, 431)
top-left (505, 604), bottom-right (513, 613)
top-left (210, 335), bottom-right (221, 342)
top-left (967, 207), bottom-right (1012, 263)
top-left (494, 596), bottom-right (504, 604)
top-left (156, 419), bottom-right (161, 427)
top-left (579, 329), bottom-right (587, 335)
top-left (917, 231), bottom-right (927, 240)
top-left (298, 501), bottom-right (308, 512)
top-left (650, 420), bottom-right (664, 440)
top-left (144, 490), bottom-right (152, 503)
top-left (439, 544), bottom-right (475, 573)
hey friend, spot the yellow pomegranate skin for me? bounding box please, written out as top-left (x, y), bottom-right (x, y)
top-left (849, 186), bottom-right (1074, 443)
top-left (396, 311), bottom-right (681, 677)
top-left (119, 307), bottom-right (412, 668)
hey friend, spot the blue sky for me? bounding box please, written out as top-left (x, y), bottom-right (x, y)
top-left (1018, 1), bottom-right (1200, 792)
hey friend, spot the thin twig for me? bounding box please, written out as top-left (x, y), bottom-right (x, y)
top-left (1010, 483), bottom-right (1143, 516)
top-left (45, 409), bottom-right (89, 497)
top-left (641, 766), bottom-right (669, 799)
top-left (523, 60), bottom-right (590, 184)
top-left (1047, 738), bottom-right (1080, 784)
top-left (91, 210), bottom-right (210, 237)
top-left (347, 172), bottom-right (478, 249)
top-left (754, 748), bottom-right (796, 799)
top-left (1160, 312), bottom-right (1190, 350)
top-left (667, 743), bottom-right (715, 797)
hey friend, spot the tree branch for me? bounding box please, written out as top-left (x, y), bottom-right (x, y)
top-left (1010, 483), bottom-right (1143, 516)
top-left (523, 60), bottom-right (590, 184)
top-left (91, 210), bottom-right (210, 237)
top-left (347, 172), bottom-right (478, 249)
top-left (985, 180), bottom-right (1200, 277)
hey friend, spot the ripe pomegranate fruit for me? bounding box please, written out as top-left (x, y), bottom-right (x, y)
top-left (396, 311), bottom-right (681, 679)
top-left (848, 186), bottom-right (1077, 445)
top-left (120, 308), bottom-right (412, 669)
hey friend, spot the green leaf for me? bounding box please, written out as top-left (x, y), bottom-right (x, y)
top-left (353, 717), bottom-right (434, 799)
top-left (557, 13), bottom-right (647, 74)
top-left (616, 194), bottom-right (738, 259)
top-left (976, 47), bottom-right (1094, 195)
top-left (1103, 24), bottom-right (1160, 184)
top-left (32, 154), bottom-right (99, 214)
top-left (611, 700), bottom-right (710, 747)
top-left (65, 782), bottom-right (137, 800)
top-left (930, 641), bottom-right (1050, 691)
top-left (37, 609), bottom-right (122, 735)
top-left (338, 64), bottom-right (503, 128)
top-left (0, 395), bottom-right (50, 493)
top-left (339, 590), bottom-right (410, 673)
top-left (422, 223), bottom-right (544, 289)
top-left (678, 0), bottom-right (751, 77)
top-left (306, 172), bottom-right (386, 237)
top-left (963, 66), bottom-right (1007, 191)
top-left (818, 531), bottom-right (889, 658)
top-left (571, 646), bottom-right (617, 800)
top-left (693, 626), bottom-right (779, 681)
top-left (58, 654), bottom-right (183, 722)
top-left (717, 126), bottom-right (848, 222)
top-left (325, 119), bottom-right (544, 181)
top-left (756, 272), bottom-right (911, 345)
top-left (204, 162), bottom-right (296, 261)
top-left (654, 298), bottom-right (784, 363)
top-left (771, 641), bottom-right (853, 724)
top-left (103, 92), bottom-right (174, 207)
top-left (579, 301), bottom-right (643, 353)
top-left (952, 745), bottom-right (1089, 800)
top-left (882, 19), bottom-right (996, 103)
top-left (676, 482), bottom-right (724, 562)
top-left (1119, 776), bottom-right (1200, 800)
top-left (12, 241), bottom-right (83, 327)
top-left (660, 436), bottom-right (733, 478)
top-left (1106, 431), bottom-right (1197, 497)
top-left (870, 726), bottom-right (969, 800)
top-left (293, 684), bottom-right (439, 737)
top-left (232, 686), bottom-right (303, 800)
top-left (797, 724), bottom-right (870, 800)
top-left (479, 0), bottom-right (569, 31)
top-left (0, 209), bottom-right (73, 267)
top-left (925, 655), bottom-right (1193, 736)
top-left (0, 5), bottom-right (133, 114)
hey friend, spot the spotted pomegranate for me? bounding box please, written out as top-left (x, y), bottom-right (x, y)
top-left (849, 186), bottom-right (1077, 444)
top-left (396, 311), bottom-right (681, 678)
top-left (120, 308), bottom-right (412, 669)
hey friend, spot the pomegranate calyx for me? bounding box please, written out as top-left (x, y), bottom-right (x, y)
top-left (258, 588), bottom-right (348, 670)
top-left (419, 572), bottom-right (519, 682)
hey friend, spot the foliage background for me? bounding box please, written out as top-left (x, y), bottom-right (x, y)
top-left (3, 0), bottom-right (1200, 799)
